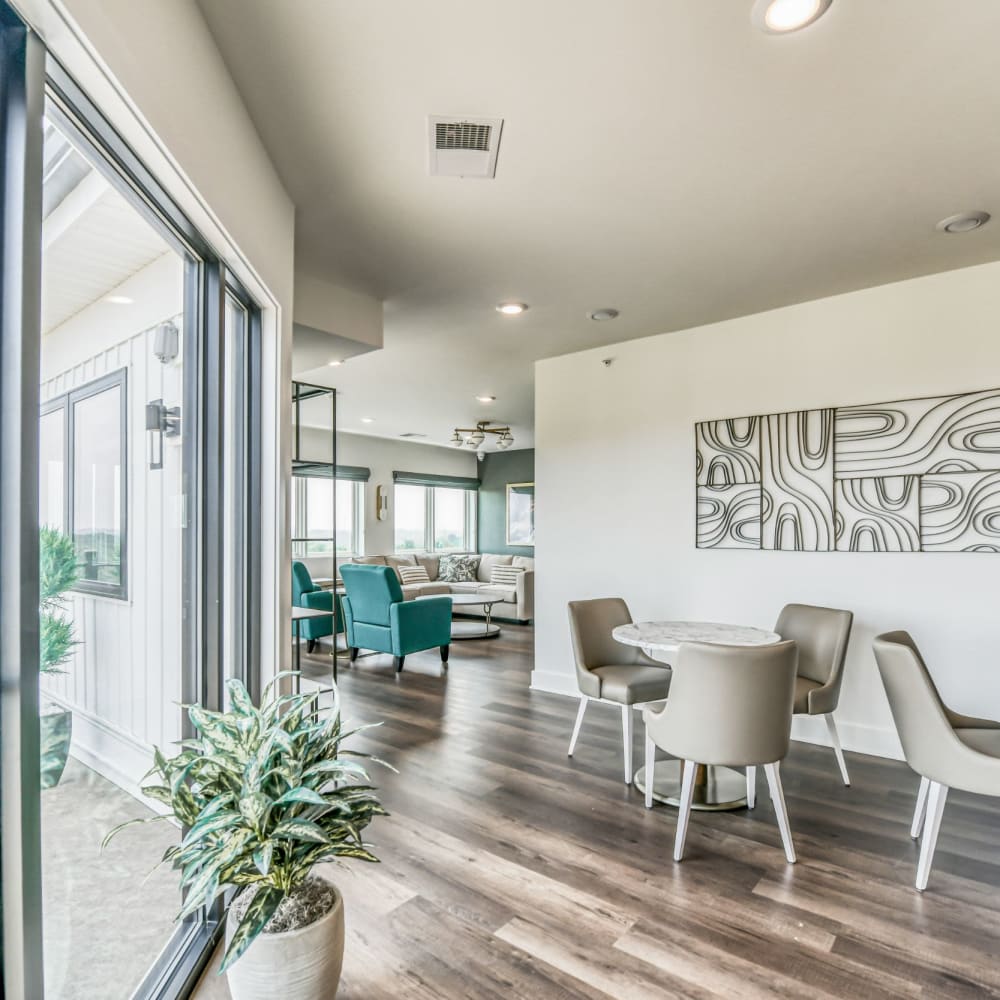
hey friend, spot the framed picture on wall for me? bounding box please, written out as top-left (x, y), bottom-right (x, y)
top-left (506, 482), bottom-right (535, 546)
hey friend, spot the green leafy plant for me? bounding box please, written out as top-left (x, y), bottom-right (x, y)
top-left (104, 674), bottom-right (388, 972)
top-left (39, 526), bottom-right (79, 674)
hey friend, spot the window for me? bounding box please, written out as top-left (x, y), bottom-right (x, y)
top-left (41, 368), bottom-right (127, 599)
top-left (394, 484), bottom-right (477, 552)
top-left (292, 477), bottom-right (364, 557)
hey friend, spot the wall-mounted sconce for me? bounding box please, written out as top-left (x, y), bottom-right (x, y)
top-left (146, 398), bottom-right (181, 470)
top-left (153, 321), bottom-right (180, 365)
top-left (375, 485), bottom-right (389, 521)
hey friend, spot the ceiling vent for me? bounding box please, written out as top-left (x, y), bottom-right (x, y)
top-left (428, 116), bottom-right (503, 178)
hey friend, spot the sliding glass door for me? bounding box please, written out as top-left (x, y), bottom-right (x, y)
top-left (1, 7), bottom-right (263, 996)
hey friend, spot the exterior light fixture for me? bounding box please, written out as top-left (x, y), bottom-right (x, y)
top-left (145, 398), bottom-right (181, 470)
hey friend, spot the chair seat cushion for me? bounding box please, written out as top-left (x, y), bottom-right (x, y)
top-left (592, 664), bottom-right (672, 705)
top-left (955, 728), bottom-right (1000, 757)
top-left (793, 676), bottom-right (821, 713)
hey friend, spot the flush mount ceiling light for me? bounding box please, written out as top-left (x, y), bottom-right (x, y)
top-left (589, 308), bottom-right (619, 322)
top-left (496, 302), bottom-right (528, 316)
top-left (106, 295), bottom-right (133, 305)
top-left (450, 420), bottom-right (514, 450)
top-left (328, 359), bottom-right (345, 367)
top-left (360, 417), bottom-right (374, 424)
top-left (476, 395), bottom-right (497, 403)
top-left (752, 0), bottom-right (832, 34)
top-left (936, 211), bottom-right (991, 234)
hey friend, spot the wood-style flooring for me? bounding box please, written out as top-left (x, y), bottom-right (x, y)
top-left (194, 625), bottom-right (1000, 999)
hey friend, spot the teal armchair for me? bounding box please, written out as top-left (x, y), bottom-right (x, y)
top-left (340, 564), bottom-right (452, 673)
top-left (292, 561), bottom-right (342, 651)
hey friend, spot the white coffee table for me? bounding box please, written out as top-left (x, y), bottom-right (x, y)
top-left (612, 620), bottom-right (781, 811)
top-left (440, 592), bottom-right (504, 640)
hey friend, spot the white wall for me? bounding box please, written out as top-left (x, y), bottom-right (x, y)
top-left (534, 260), bottom-right (1000, 760)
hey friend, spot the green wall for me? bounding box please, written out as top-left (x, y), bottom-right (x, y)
top-left (477, 448), bottom-right (535, 555)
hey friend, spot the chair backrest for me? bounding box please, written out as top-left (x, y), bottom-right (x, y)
top-left (340, 564), bottom-right (403, 627)
top-left (650, 640), bottom-right (798, 766)
top-left (567, 598), bottom-right (641, 678)
top-left (292, 561), bottom-right (316, 604)
top-left (872, 631), bottom-right (959, 779)
top-left (775, 603), bottom-right (853, 692)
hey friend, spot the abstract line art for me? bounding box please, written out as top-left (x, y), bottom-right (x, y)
top-left (695, 386), bottom-right (1000, 553)
top-left (696, 418), bottom-right (760, 486)
top-left (761, 409), bottom-right (835, 552)
top-left (834, 476), bottom-right (920, 552)
top-left (920, 471), bottom-right (1000, 552)
top-left (834, 388), bottom-right (1000, 479)
top-left (696, 485), bottom-right (761, 549)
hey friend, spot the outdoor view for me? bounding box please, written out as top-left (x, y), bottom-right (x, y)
top-left (394, 484), bottom-right (471, 551)
top-left (291, 475), bottom-right (359, 555)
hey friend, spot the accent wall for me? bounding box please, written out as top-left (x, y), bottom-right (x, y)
top-left (478, 448), bottom-right (535, 555)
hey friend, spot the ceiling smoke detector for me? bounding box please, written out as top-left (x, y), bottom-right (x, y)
top-left (589, 308), bottom-right (619, 322)
top-left (428, 116), bottom-right (504, 178)
top-left (936, 211), bottom-right (990, 234)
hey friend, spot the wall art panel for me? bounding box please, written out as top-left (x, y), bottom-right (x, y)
top-left (695, 417), bottom-right (760, 487)
top-left (834, 476), bottom-right (920, 552)
top-left (920, 471), bottom-right (1000, 552)
top-left (760, 409), bottom-right (835, 552)
top-left (696, 484), bottom-right (761, 549)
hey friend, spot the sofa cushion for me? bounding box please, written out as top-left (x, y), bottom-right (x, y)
top-left (448, 581), bottom-right (480, 594)
top-left (352, 555), bottom-right (387, 566)
top-left (416, 554), bottom-right (440, 581)
top-left (490, 565), bottom-right (524, 587)
top-left (402, 582), bottom-right (451, 600)
top-left (477, 553), bottom-right (513, 583)
top-left (398, 564), bottom-right (430, 585)
top-left (385, 553), bottom-right (417, 581)
top-left (512, 555), bottom-right (535, 570)
top-left (439, 554), bottom-right (479, 583)
top-left (478, 584), bottom-right (516, 601)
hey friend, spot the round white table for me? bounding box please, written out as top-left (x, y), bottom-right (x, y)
top-left (612, 620), bottom-right (782, 811)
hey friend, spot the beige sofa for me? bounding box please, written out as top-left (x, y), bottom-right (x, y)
top-left (349, 552), bottom-right (534, 623)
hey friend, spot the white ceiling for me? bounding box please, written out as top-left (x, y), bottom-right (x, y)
top-left (198, 0), bottom-right (1000, 449)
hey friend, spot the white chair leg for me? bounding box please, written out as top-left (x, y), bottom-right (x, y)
top-left (746, 765), bottom-right (757, 809)
top-left (763, 762), bottom-right (796, 864)
top-left (910, 776), bottom-right (929, 839)
top-left (644, 731), bottom-right (655, 809)
top-left (673, 760), bottom-right (697, 862)
top-left (824, 713), bottom-right (850, 785)
top-left (567, 697), bottom-right (588, 756)
top-left (915, 782), bottom-right (948, 892)
top-left (621, 704), bottom-right (633, 785)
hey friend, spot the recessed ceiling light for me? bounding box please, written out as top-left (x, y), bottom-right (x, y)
top-left (360, 417), bottom-right (374, 423)
top-left (752, 0), bottom-right (832, 34)
top-left (936, 211), bottom-right (991, 234)
top-left (589, 308), bottom-right (619, 322)
top-left (105, 295), bottom-right (133, 305)
top-left (476, 395), bottom-right (497, 403)
top-left (328, 359), bottom-right (345, 367)
top-left (496, 302), bottom-right (528, 316)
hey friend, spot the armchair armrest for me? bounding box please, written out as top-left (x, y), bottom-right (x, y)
top-left (301, 590), bottom-right (334, 612)
top-left (390, 596), bottom-right (453, 655)
top-left (515, 569), bottom-right (534, 622)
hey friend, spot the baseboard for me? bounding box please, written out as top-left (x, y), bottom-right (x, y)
top-left (531, 669), bottom-right (904, 761)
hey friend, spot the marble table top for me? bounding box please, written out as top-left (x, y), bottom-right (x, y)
top-left (612, 620), bottom-right (781, 652)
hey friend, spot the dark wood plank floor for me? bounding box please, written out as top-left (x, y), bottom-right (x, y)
top-left (195, 625), bottom-right (1000, 999)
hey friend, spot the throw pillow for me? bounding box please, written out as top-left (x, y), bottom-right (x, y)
top-left (490, 565), bottom-right (524, 587)
top-left (398, 565), bottom-right (431, 585)
top-left (438, 554), bottom-right (478, 583)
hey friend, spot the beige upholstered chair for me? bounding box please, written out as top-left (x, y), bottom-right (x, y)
top-left (873, 630), bottom-right (1000, 891)
top-left (775, 603), bottom-right (854, 785)
top-left (644, 640), bottom-right (799, 863)
top-left (567, 598), bottom-right (672, 784)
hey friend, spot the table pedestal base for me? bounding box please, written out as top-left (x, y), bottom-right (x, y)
top-left (634, 760), bottom-right (747, 811)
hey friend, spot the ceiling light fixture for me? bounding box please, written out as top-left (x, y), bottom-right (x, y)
top-left (589, 308), bottom-right (619, 322)
top-left (936, 211), bottom-right (991, 234)
top-left (496, 302), bottom-right (528, 316)
top-left (450, 420), bottom-right (514, 451)
top-left (476, 395), bottom-right (497, 403)
top-left (751, 0), bottom-right (832, 34)
top-left (360, 417), bottom-right (374, 424)
top-left (106, 295), bottom-right (133, 305)
top-left (328, 359), bottom-right (345, 367)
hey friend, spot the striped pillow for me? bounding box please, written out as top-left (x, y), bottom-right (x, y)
top-left (490, 565), bottom-right (524, 587)
top-left (398, 565), bottom-right (431, 585)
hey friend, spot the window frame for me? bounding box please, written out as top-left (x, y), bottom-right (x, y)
top-left (292, 476), bottom-right (364, 559)
top-left (40, 366), bottom-right (128, 600)
top-left (394, 484), bottom-right (477, 554)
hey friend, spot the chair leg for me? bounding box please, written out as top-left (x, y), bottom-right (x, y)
top-left (911, 776), bottom-right (930, 840)
top-left (349, 647), bottom-right (359, 662)
top-left (307, 639), bottom-right (317, 653)
top-left (644, 731), bottom-right (655, 809)
top-left (440, 644), bottom-right (450, 663)
top-left (763, 762), bottom-right (796, 864)
top-left (746, 765), bottom-right (757, 809)
top-left (916, 781), bottom-right (948, 892)
top-left (567, 697), bottom-right (588, 757)
top-left (393, 655), bottom-right (405, 673)
top-left (621, 704), bottom-right (633, 785)
top-left (673, 760), bottom-right (697, 862)
top-left (824, 713), bottom-right (851, 786)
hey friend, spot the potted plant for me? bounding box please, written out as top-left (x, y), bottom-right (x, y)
top-left (105, 674), bottom-right (387, 1000)
top-left (39, 526), bottom-right (79, 789)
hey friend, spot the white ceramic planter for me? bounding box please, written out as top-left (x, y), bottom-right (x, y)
top-left (225, 882), bottom-right (344, 1000)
